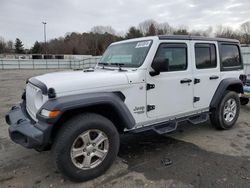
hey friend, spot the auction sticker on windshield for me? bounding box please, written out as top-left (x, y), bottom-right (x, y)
top-left (135, 41), bottom-right (151, 48)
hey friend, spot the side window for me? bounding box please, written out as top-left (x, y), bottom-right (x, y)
top-left (221, 44), bottom-right (241, 68)
top-left (154, 43), bottom-right (187, 72)
top-left (195, 43), bottom-right (217, 69)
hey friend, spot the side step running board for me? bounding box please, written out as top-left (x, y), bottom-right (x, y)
top-left (153, 122), bottom-right (177, 135)
top-left (187, 113), bottom-right (209, 125)
top-left (131, 112), bottom-right (209, 135)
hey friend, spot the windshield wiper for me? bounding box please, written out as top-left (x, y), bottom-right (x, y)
top-left (111, 63), bottom-right (125, 66)
top-left (98, 62), bottom-right (127, 71)
top-left (97, 62), bottom-right (115, 70)
top-left (110, 63), bottom-right (127, 71)
top-left (98, 62), bottom-right (109, 66)
top-left (98, 62), bottom-right (109, 69)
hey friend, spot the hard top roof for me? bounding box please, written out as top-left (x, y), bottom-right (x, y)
top-left (158, 35), bottom-right (239, 43)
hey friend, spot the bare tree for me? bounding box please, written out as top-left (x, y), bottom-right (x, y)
top-left (6, 40), bottom-right (13, 50)
top-left (189, 27), bottom-right (213, 37)
top-left (157, 22), bottom-right (174, 35)
top-left (240, 21), bottom-right (250, 44)
top-left (241, 21), bottom-right (250, 34)
top-left (0, 36), bottom-right (5, 53)
top-left (138, 20), bottom-right (174, 36)
top-left (138, 19), bottom-right (158, 35)
top-left (91, 26), bottom-right (116, 35)
top-left (172, 25), bottom-right (189, 35)
top-left (204, 26), bottom-right (213, 37)
top-left (215, 25), bottom-right (235, 38)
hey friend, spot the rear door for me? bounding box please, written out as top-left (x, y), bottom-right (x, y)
top-left (191, 41), bottom-right (221, 109)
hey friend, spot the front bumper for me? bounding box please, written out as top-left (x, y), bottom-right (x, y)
top-left (5, 102), bottom-right (52, 150)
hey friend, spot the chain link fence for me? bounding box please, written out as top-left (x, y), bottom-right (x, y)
top-left (0, 57), bottom-right (101, 70)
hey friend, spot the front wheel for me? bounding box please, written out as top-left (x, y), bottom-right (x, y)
top-left (210, 91), bottom-right (240, 130)
top-left (53, 113), bottom-right (120, 182)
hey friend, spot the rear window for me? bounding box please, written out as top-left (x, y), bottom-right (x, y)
top-left (195, 43), bottom-right (217, 69)
top-left (221, 44), bottom-right (241, 68)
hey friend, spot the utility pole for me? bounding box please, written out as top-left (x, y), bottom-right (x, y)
top-left (42, 21), bottom-right (47, 55)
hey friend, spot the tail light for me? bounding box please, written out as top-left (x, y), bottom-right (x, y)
top-left (239, 74), bottom-right (247, 85)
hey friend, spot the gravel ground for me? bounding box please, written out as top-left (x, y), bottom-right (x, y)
top-left (0, 70), bottom-right (250, 188)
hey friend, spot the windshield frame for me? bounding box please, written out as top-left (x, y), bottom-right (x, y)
top-left (98, 40), bottom-right (153, 68)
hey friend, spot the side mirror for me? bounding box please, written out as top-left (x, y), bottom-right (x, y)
top-left (150, 58), bottom-right (169, 76)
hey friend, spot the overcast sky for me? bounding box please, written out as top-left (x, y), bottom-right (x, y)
top-left (1, 0), bottom-right (250, 48)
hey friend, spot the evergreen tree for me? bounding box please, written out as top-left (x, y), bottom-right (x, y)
top-left (146, 24), bottom-right (157, 36)
top-left (31, 41), bottom-right (42, 54)
top-left (125, 27), bottom-right (143, 39)
top-left (14, 38), bottom-right (24, 54)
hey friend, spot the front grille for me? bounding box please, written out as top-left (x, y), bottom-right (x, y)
top-left (26, 83), bottom-right (40, 121)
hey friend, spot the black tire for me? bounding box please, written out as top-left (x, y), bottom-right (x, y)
top-left (240, 97), bottom-right (249, 105)
top-left (52, 113), bottom-right (120, 182)
top-left (210, 91), bottom-right (240, 130)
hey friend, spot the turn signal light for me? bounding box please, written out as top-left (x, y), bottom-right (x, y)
top-left (48, 111), bottom-right (61, 118)
top-left (41, 109), bottom-right (61, 118)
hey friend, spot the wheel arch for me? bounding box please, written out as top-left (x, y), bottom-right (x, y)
top-left (37, 92), bottom-right (135, 140)
top-left (210, 78), bottom-right (243, 110)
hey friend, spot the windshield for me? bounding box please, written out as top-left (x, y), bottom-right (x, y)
top-left (99, 40), bottom-right (152, 68)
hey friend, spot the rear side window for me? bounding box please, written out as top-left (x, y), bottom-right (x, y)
top-left (221, 44), bottom-right (241, 68)
top-left (195, 43), bottom-right (217, 69)
top-left (154, 43), bottom-right (187, 72)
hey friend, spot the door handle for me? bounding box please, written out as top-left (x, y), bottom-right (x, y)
top-left (180, 79), bottom-right (192, 84)
top-left (210, 75), bottom-right (219, 80)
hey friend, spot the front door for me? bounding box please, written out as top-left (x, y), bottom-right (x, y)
top-left (146, 42), bottom-right (194, 118)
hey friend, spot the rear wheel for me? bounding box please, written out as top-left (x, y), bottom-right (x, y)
top-left (210, 91), bottom-right (240, 130)
top-left (53, 113), bottom-right (120, 182)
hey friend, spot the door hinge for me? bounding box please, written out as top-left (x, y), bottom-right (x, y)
top-left (194, 78), bottom-right (200, 84)
top-left (146, 83), bottom-right (155, 90)
top-left (147, 105), bottom-right (155, 112)
top-left (193, 97), bottom-right (200, 103)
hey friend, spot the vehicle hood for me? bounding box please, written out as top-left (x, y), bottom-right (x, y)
top-left (32, 69), bottom-right (129, 94)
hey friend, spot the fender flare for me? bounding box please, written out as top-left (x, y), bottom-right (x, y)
top-left (210, 78), bottom-right (243, 110)
top-left (37, 92), bottom-right (136, 129)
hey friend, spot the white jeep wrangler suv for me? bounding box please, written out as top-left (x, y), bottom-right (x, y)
top-left (6, 35), bottom-right (245, 182)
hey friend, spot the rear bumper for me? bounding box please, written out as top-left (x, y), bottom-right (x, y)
top-left (5, 102), bottom-right (52, 150)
